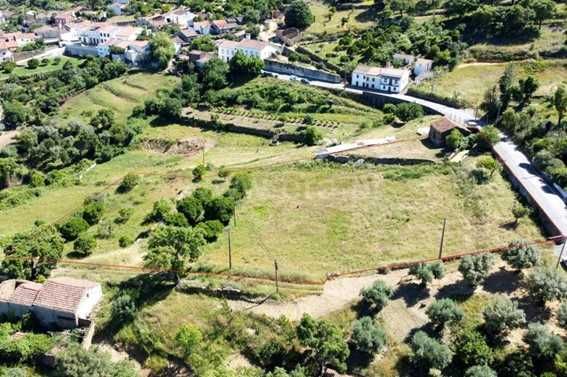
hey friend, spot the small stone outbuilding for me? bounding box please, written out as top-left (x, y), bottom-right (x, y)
top-left (428, 117), bottom-right (470, 147)
top-left (0, 277), bottom-right (102, 329)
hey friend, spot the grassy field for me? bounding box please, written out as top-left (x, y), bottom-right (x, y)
top-left (59, 72), bottom-right (179, 125)
top-left (305, 0), bottom-right (377, 35)
top-left (0, 56), bottom-right (80, 81)
top-left (417, 60), bottom-right (567, 106)
top-left (201, 159), bottom-right (543, 281)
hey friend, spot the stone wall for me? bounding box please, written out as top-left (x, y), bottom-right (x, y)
top-left (264, 58), bottom-right (341, 83)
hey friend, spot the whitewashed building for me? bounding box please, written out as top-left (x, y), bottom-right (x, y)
top-left (217, 38), bottom-right (277, 62)
top-left (0, 277), bottom-right (102, 329)
top-left (414, 58), bottom-right (433, 76)
top-left (164, 8), bottom-right (196, 27)
top-left (350, 64), bottom-right (410, 93)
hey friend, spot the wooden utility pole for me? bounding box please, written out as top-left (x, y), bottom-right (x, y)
top-left (227, 228), bottom-right (232, 271)
top-left (438, 218), bottom-right (447, 259)
top-left (274, 259), bottom-right (279, 294)
top-left (556, 239), bottom-right (567, 270)
top-left (233, 205), bottom-right (237, 227)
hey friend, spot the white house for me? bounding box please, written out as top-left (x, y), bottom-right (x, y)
top-left (350, 64), bottom-right (410, 94)
top-left (0, 49), bottom-right (14, 63)
top-left (0, 277), bottom-right (102, 329)
top-left (164, 8), bottom-right (196, 27)
top-left (217, 38), bottom-right (278, 62)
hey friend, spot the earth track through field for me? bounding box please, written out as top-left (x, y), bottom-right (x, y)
top-left (228, 269), bottom-right (407, 321)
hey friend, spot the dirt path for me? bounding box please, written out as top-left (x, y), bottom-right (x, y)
top-left (228, 269), bottom-right (407, 321)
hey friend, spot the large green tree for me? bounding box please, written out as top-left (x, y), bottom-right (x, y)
top-left (553, 85), bottom-right (567, 128)
top-left (285, 0), bottom-right (315, 29)
top-left (148, 32), bottom-right (176, 71)
top-left (144, 225), bottom-right (206, 281)
top-left (1, 224), bottom-right (64, 280)
top-left (297, 314), bottom-right (349, 376)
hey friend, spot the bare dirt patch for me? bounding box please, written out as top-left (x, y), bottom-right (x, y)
top-left (140, 137), bottom-right (213, 157)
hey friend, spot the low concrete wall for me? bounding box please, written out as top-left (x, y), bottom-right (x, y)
top-left (323, 153), bottom-right (436, 166)
top-left (265, 59), bottom-right (341, 83)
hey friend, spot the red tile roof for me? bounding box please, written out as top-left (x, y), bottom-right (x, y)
top-left (430, 117), bottom-right (461, 134)
top-left (33, 277), bottom-right (98, 314)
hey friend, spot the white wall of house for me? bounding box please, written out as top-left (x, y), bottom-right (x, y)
top-left (0, 50), bottom-right (13, 63)
top-left (218, 45), bottom-right (276, 62)
top-left (414, 60), bottom-right (433, 76)
top-left (76, 285), bottom-right (102, 320)
top-left (351, 71), bottom-right (409, 93)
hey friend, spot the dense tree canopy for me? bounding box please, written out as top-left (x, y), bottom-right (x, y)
top-left (1, 223), bottom-right (64, 280)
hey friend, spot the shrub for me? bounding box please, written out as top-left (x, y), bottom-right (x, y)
top-left (410, 331), bottom-right (453, 371)
top-left (482, 295), bottom-right (525, 340)
top-left (117, 173), bottom-right (140, 193)
top-left (29, 171), bottom-right (45, 187)
top-left (27, 59), bottom-right (39, 69)
top-left (458, 254), bottom-right (495, 287)
top-left (446, 129), bottom-right (464, 151)
top-left (496, 350), bottom-right (534, 377)
top-left (229, 173), bottom-right (252, 199)
top-left (196, 220), bottom-right (224, 242)
top-left (59, 217), bottom-right (89, 241)
top-left (502, 240), bottom-right (540, 270)
top-left (119, 235), bottom-right (134, 248)
top-left (115, 208), bottom-right (134, 224)
top-left (175, 324), bottom-right (203, 359)
top-left (350, 317), bottom-right (386, 355)
top-left (301, 126), bottom-right (323, 146)
top-left (177, 196), bottom-right (204, 225)
top-left (470, 168), bottom-right (491, 184)
top-left (146, 199), bottom-right (174, 223)
top-left (465, 365), bottom-right (497, 377)
top-left (192, 164), bottom-right (207, 181)
top-left (82, 201), bottom-right (104, 225)
top-left (512, 203), bottom-right (528, 224)
top-left (453, 328), bottom-right (493, 368)
top-left (112, 293), bottom-right (137, 324)
top-left (426, 299), bottom-right (464, 329)
top-left (96, 221), bottom-right (113, 239)
top-left (73, 233), bottom-right (96, 257)
top-left (477, 126), bottom-right (500, 151)
top-left (523, 323), bottom-right (563, 361)
top-left (395, 103), bottom-right (424, 121)
top-left (56, 344), bottom-right (137, 377)
top-left (360, 280), bottom-right (393, 312)
top-left (526, 267), bottom-right (567, 306)
top-left (204, 196), bottom-right (235, 224)
top-left (409, 261), bottom-right (444, 287)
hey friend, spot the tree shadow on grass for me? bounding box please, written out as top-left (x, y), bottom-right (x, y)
top-left (517, 294), bottom-right (551, 323)
top-left (347, 345), bottom-right (374, 371)
top-left (435, 279), bottom-right (474, 302)
top-left (392, 283), bottom-right (430, 308)
top-left (482, 268), bottom-right (521, 295)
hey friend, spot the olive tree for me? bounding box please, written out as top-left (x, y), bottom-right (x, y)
top-left (453, 328), bottom-right (493, 368)
top-left (502, 240), bottom-right (540, 270)
top-left (410, 331), bottom-right (453, 371)
top-left (482, 296), bottom-right (525, 340)
top-left (523, 323), bottom-right (563, 361)
top-left (426, 298), bottom-right (464, 330)
top-left (409, 261), bottom-right (445, 287)
top-left (458, 254), bottom-right (495, 287)
top-left (297, 314), bottom-right (349, 375)
top-left (526, 267), bottom-right (567, 306)
top-left (360, 280), bottom-right (393, 312)
top-left (350, 316), bottom-right (386, 355)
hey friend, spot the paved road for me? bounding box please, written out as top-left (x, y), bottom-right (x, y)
top-left (266, 70), bottom-right (567, 239)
